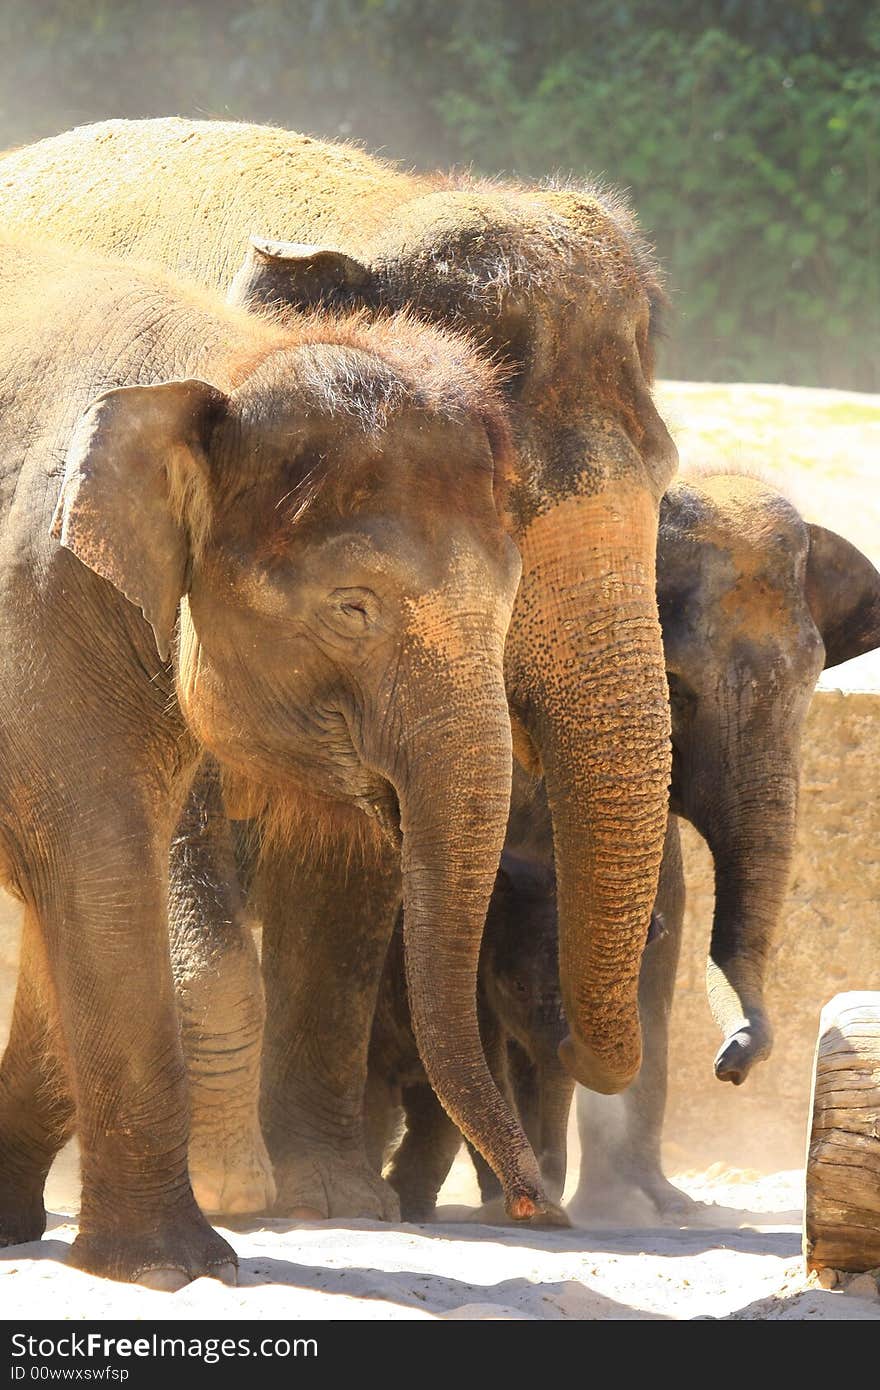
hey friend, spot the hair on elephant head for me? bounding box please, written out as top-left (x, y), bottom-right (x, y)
top-left (658, 473), bottom-right (880, 1085)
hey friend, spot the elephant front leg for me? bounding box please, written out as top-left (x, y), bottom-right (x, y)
top-left (256, 838), bottom-right (403, 1220)
top-left (0, 908), bottom-right (75, 1246)
top-left (508, 1043), bottom-right (573, 1204)
top-left (38, 795), bottom-right (236, 1287)
top-left (571, 816), bottom-right (697, 1222)
top-left (386, 1084), bottom-right (463, 1223)
top-left (170, 758), bottom-right (274, 1216)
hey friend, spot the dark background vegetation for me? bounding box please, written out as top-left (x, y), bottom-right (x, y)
top-left (0, 1), bottom-right (876, 388)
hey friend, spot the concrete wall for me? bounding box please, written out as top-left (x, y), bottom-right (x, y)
top-left (0, 686), bottom-right (877, 1180)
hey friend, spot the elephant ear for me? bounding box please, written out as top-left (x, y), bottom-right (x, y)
top-left (227, 236), bottom-right (377, 313)
top-left (805, 523), bottom-right (880, 669)
top-left (51, 380), bottom-right (227, 661)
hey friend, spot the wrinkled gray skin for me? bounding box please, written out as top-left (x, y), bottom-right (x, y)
top-left (368, 472), bottom-right (880, 1223)
top-left (0, 235), bottom-right (526, 1284)
top-left (364, 852), bottom-right (572, 1221)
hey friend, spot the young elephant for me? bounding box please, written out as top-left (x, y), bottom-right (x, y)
top-left (0, 233), bottom-right (533, 1286)
top-left (365, 852), bottom-right (572, 1221)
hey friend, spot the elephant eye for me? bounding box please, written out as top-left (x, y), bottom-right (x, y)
top-left (328, 587), bottom-right (380, 632)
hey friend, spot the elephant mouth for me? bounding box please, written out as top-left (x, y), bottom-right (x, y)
top-left (356, 784), bottom-right (402, 848)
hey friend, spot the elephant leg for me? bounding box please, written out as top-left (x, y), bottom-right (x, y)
top-left (36, 786), bottom-right (235, 1286)
top-left (386, 1084), bottom-right (463, 1223)
top-left (572, 816), bottom-right (696, 1222)
top-left (508, 1041), bottom-right (540, 1147)
top-left (363, 1067), bottom-right (401, 1173)
top-left (0, 907), bottom-right (75, 1245)
top-left (169, 757), bottom-right (274, 1216)
top-left (256, 839), bottom-right (403, 1220)
top-left (508, 1043), bottom-right (573, 1204)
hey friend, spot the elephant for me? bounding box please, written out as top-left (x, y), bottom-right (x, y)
top-left (0, 117), bottom-right (681, 1222)
top-left (0, 230), bottom-right (533, 1286)
top-left (571, 472), bottom-right (880, 1219)
top-left (366, 473), bottom-right (880, 1223)
top-left (366, 855), bottom-right (666, 1223)
top-left (364, 852), bottom-right (572, 1222)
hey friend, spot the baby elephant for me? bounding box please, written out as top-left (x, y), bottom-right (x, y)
top-left (367, 854), bottom-right (664, 1220)
top-left (365, 852), bottom-right (572, 1222)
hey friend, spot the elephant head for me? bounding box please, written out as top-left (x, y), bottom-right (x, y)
top-left (658, 474), bottom-right (880, 1084)
top-left (52, 311), bottom-right (560, 1214)
top-left (230, 185), bottom-right (679, 1096)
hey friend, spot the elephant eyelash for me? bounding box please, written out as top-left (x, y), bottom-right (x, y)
top-left (340, 601), bottom-right (368, 621)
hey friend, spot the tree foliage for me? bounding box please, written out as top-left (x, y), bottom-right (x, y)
top-left (0, 1), bottom-right (876, 387)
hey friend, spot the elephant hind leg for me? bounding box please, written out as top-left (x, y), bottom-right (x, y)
top-left (0, 905), bottom-right (75, 1246)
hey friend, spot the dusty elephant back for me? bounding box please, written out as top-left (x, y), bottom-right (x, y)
top-left (0, 118), bottom-right (426, 292)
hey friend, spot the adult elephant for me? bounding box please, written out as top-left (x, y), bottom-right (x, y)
top-left (0, 119), bottom-right (678, 1216)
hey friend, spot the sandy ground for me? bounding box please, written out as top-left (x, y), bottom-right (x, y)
top-left (0, 1141), bottom-right (876, 1321)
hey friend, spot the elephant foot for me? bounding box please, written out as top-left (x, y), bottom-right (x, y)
top-left (189, 1120), bottom-right (276, 1216)
top-left (397, 1196), bottom-right (439, 1224)
top-left (70, 1202), bottom-right (237, 1287)
top-left (568, 1178), bottom-right (657, 1227)
top-left (0, 1179), bottom-right (46, 1246)
top-left (640, 1172), bottom-right (706, 1222)
top-left (273, 1150), bottom-right (401, 1221)
top-left (568, 1170), bottom-right (706, 1227)
top-left (469, 1195), bottom-right (571, 1229)
top-left (714, 1019), bottom-right (772, 1086)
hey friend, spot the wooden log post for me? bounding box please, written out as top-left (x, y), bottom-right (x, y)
top-left (804, 992), bottom-right (880, 1273)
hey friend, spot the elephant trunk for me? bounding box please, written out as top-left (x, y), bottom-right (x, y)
top-left (703, 761), bottom-right (799, 1084)
top-left (390, 660), bottom-right (549, 1219)
top-left (508, 487), bottom-right (671, 1094)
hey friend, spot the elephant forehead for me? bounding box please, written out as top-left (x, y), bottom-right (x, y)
top-left (381, 184), bottom-right (650, 302)
top-left (663, 477), bottom-right (812, 643)
top-left (716, 571), bottom-right (804, 646)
